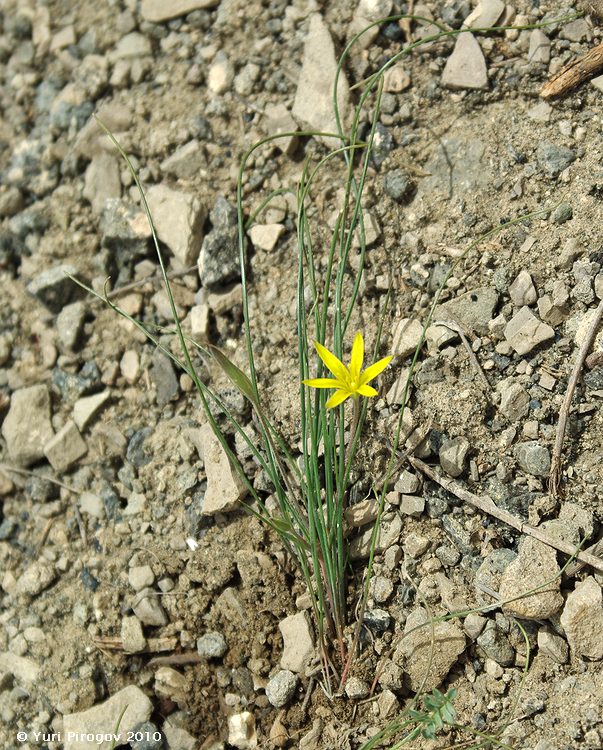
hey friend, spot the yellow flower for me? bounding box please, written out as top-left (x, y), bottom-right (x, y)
top-left (303, 331), bottom-right (392, 409)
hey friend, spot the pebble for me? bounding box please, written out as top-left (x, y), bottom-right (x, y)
top-left (140, 0), bottom-right (220, 23)
top-left (504, 307), bottom-right (555, 356)
top-left (441, 32), bottom-right (488, 90)
top-left (498, 379), bottom-right (530, 421)
top-left (344, 676), bottom-right (370, 700)
top-left (208, 52), bottom-right (234, 95)
top-left (27, 264), bottom-right (79, 313)
top-left (437, 287), bottom-right (498, 335)
top-left (560, 577), bottom-right (603, 659)
top-left (399, 494), bottom-right (425, 517)
top-left (44, 420), bottom-right (87, 473)
top-left (383, 169), bottom-right (415, 203)
top-left (15, 561), bottom-right (57, 598)
top-left (537, 281), bottom-right (569, 326)
top-left (464, 0), bottom-right (505, 28)
top-left (279, 611), bottom-right (314, 673)
top-left (403, 532), bottom-right (430, 558)
top-left (146, 184), bottom-right (206, 267)
top-left (514, 441), bottom-right (550, 477)
top-left (79, 492), bottom-right (104, 518)
top-left (292, 13), bottom-right (350, 147)
top-left (132, 588), bottom-right (168, 627)
top-left (262, 102), bottom-right (298, 155)
top-left (394, 470), bottom-right (420, 494)
top-left (439, 436), bottom-right (469, 477)
top-left (2, 385), bottom-right (54, 466)
top-left (228, 712), bottom-right (257, 750)
top-left (509, 270), bottom-right (537, 307)
top-left (73, 391), bottom-right (111, 431)
top-left (120, 350), bottom-right (140, 383)
top-left (528, 30), bottom-right (550, 64)
top-left (551, 202), bottom-right (573, 225)
top-left (537, 141), bottom-right (577, 178)
top-left (350, 513), bottom-right (402, 558)
top-left (57, 302), bottom-right (86, 351)
top-left (348, 0), bottom-right (393, 50)
top-left (160, 140), bottom-right (207, 180)
top-left (392, 318), bottom-right (424, 358)
top-left (537, 628), bottom-right (569, 664)
top-left (198, 196), bottom-right (242, 290)
top-left (249, 223), bottom-right (285, 252)
top-left (475, 549), bottom-right (516, 602)
top-left (63, 686), bottom-right (152, 750)
top-left (394, 607), bottom-right (466, 690)
top-left (128, 565), bottom-right (155, 592)
top-left (121, 616), bottom-right (146, 653)
top-left (150, 350), bottom-right (179, 407)
top-left (363, 608), bottom-right (391, 632)
top-left (197, 631), bottom-right (227, 659)
top-left (265, 670), bottom-right (298, 708)
top-left (464, 613), bottom-right (487, 640)
top-left (499, 537), bottom-right (563, 619)
top-left (476, 622), bottom-right (515, 666)
top-left (83, 153), bottom-right (121, 215)
top-left (383, 64), bottom-right (411, 93)
top-left (113, 32), bottom-right (151, 59)
top-left (198, 423), bottom-right (247, 514)
top-left (371, 575), bottom-right (394, 603)
top-left (129, 722), bottom-right (164, 750)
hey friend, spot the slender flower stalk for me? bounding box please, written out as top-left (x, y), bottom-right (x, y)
top-left (303, 331), bottom-right (392, 408)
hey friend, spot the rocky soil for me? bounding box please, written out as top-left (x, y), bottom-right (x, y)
top-left (1, 0), bottom-right (603, 749)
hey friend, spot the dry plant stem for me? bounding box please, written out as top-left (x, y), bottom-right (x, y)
top-left (549, 298), bottom-right (603, 497)
top-left (410, 457), bottom-right (603, 574)
top-left (565, 535), bottom-right (603, 577)
top-left (541, 41), bottom-right (603, 99)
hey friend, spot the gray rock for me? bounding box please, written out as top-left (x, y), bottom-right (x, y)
top-left (113, 32), bottom-right (152, 59)
top-left (394, 470), bottom-right (420, 494)
top-left (528, 29), bottom-right (550, 64)
top-left (129, 722), bottom-right (164, 750)
top-left (63, 686), bottom-right (152, 750)
top-left (363, 608), bottom-right (391, 632)
top-left (475, 549), bottom-right (516, 602)
top-left (394, 607), bottom-right (466, 690)
top-left (383, 169), bottom-right (415, 203)
top-left (198, 196), bottom-right (242, 290)
top-left (150, 350), bottom-right (179, 407)
top-left (552, 202), bottom-right (573, 224)
top-left (292, 13), bottom-right (350, 148)
top-left (121, 616), bottom-right (146, 653)
top-left (197, 631), bottom-right (227, 659)
top-left (477, 622), bottom-right (515, 666)
top-left (73, 391), bottom-right (111, 431)
top-left (439, 436), bottom-right (469, 477)
top-left (514, 441), bottom-right (550, 477)
top-left (370, 123), bottom-right (394, 169)
top-left (464, 0), bottom-right (504, 27)
top-left (537, 628), bottom-right (569, 664)
top-left (100, 199), bottom-right (151, 272)
top-left (498, 380), bottom-right (530, 421)
top-left (436, 545), bottom-right (461, 566)
top-left (344, 676), bottom-right (370, 700)
top-left (57, 301), bottom-right (86, 351)
top-left (198, 423), bottom-right (247, 514)
top-left (441, 32), bottom-right (488, 90)
top-left (132, 588), bottom-right (168, 627)
top-left (509, 270), bottom-right (537, 306)
top-left (399, 494), bottom-right (425, 517)
top-left (2, 385), bottom-right (54, 466)
top-left (266, 669), bottom-right (298, 708)
top-left (27, 264), bottom-right (79, 313)
top-left (128, 565), bottom-right (155, 591)
top-left (83, 153), bottom-right (121, 215)
top-left (504, 306), bottom-right (555, 355)
top-left (140, 0), bottom-right (220, 22)
top-left (537, 141), bottom-right (576, 178)
top-left (436, 287), bottom-right (498, 335)
top-left (44, 420), bottom-right (87, 473)
top-left (371, 575), bottom-right (394, 603)
top-left (464, 613), bottom-right (487, 640)
top-left (147, 184), bottom-right (206, 267)
top-left (0, 186), bottom-right (24, 217)
top-left (15, 561), bottom-right (57, 598)
top-left (160, 140), bottom-right (206, 180)
top-left (279, 612), bottom-right (314, 673)
top-left (499, 537), bottom-right (563, 620)
top-left (392, 318), bottom-right (424, 358)
top-left (560, 577), bottom-right (603, 659)
top-left (538, 281), bottom-right (569, 325)
top-left (262, 102), bottom-right (298, 155)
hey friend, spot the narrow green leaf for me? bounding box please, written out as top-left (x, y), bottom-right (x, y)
top-left (208, 345), bottom-right (258, 407)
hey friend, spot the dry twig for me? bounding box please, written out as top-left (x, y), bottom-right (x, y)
top-left (411, 457), bottom-right (603, 574)
top-left (541, 41), bottom-right (603, 99)
top-left (549, 298), bottom-right (603, 498)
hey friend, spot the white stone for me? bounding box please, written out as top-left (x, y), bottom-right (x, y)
top-left (228, 712), bottom-right (257, 750)
top-left (528, 29), bottom-right (550, 64)
top-left (292, 14), bottom-right (350, 148)
top-left (160, 140), bottom-right (207, 180)
top-left (464, 0), bottom-right (505, 28)
top-left (441, 33), bottom-right (488, 91)
top-left (2, 385), bottom-right (54, 466)
top-left (208, 53), bottom-right (234, 94)
top-left (509, 270), bottom-right (537, 306)
top-left (120, 349), bottom-right (140, 383)
top-left (560, 577), bottom-right (603, 659)
top-left (146, 184), bottom-right (206, 266)
top-left (392, 318), bottom-right (424, 358)
top-left (83, 154), bottom-right (121, 215)
top-left (279, 612), bottom-right (314, 673)
top-left (141, 0), bottom-right (219, 22)
top-left (262, 103), bottom-right (298, 154)
top-left (249, 223), bottom-right (285, 252)
top-left (73, 391), bottom-right (111, 431)
top-left (63, 686), bottom-right (152, 750)
top-left (44, 420), bottom-right (87, 473)
top-left (114, 33), bottom-right (152, 59)
top-left (504, 306), bottom-right (555, 355)
top-left (198, 423), bottom-right (247, 514)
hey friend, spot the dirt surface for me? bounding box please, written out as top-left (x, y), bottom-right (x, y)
top-left (1, 0), bottom-right (603, 749)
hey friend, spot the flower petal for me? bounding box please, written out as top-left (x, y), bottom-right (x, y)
top-left (349, 331), bottom-right (364, 381)
top-left (302, 378), bottom-right (340, 389)
top-left (360, 355), bottom-right (393, 385)
top-left (325, 389), bottom-right (351, 409)
top-left (314, 341), bottom-right (349, 383)
top-left (356, 383), bottom-right (378, 397)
